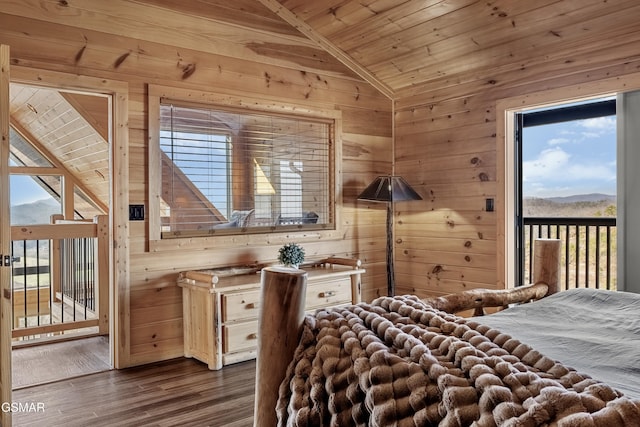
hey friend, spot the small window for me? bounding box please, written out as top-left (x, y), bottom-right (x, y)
top-left (157, 101), bottom-right (334, 238)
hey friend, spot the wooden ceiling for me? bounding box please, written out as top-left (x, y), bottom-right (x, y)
top-left (9, 84), bottom-right (109, 217)
top-left (132, 0), bottom-right (640, 99)
top-left (5, 1), bottom-right (637, 100)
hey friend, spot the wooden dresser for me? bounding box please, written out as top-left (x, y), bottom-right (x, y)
top-left (177, 258), bottom-right (364, 370)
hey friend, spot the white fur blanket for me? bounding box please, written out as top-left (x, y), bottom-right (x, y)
top-left (276, 295), bottom-right (640, 426)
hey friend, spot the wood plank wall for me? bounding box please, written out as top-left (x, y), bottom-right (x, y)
top-left (393, 36), bottom-right (640, 299)
top-left (0, 6), bottom-right (391, 367)
top-left (7, 0), bottom-right (639, 369)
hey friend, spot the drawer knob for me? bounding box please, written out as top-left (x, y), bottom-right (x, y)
top-left (319, 290), bottom-right (336, 298)
top-left (246, 302), bottom-right (259, 309)
top-left (247, 333), bottom-right (258, 340)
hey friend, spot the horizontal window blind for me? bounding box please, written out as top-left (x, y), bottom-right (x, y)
top-left (159, 102), bottom-right (332, 236)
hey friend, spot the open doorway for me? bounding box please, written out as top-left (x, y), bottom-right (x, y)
top-left (8, 82), bottom-right (112, 388)
top-left (514, 97), bottom-right (617, 291)
top-left (498, 75), bottom-right (640, 298)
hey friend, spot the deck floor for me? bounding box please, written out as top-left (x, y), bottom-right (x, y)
top-left (12, 357), bottom-right (256, 426)
top-left (12, 336), bottom-right (110, 389)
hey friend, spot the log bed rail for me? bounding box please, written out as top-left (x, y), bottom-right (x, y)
top-left (424, 238), bottom-right (560, 316)
top-left (422, 281), bottom-right (550, 316)
top-left (253, 238), bottom-right (561, 426)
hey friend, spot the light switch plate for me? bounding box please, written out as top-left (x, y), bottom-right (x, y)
top-left (129, 204), bottom-right (145, 221)
top-left (485, 198), bottom-right (494, 212)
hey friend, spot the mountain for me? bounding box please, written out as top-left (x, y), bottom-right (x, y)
top-left (11, 198), bottom-right (60, 225)
top-left (543, 193), bottom-right (616, 204)
top-left (523, 194), bottom-right (616, 217)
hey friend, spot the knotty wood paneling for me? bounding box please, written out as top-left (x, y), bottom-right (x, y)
top-left (0, 3), bottom-right (391, 368)
top-left (0, 43), bottom-right (12, 427)
top-left (394, 45), bottom-right (640, 298)
top-left (276, 0), bottom-right (640, 95)
top-left (3, 0), bottom-right (639, 369)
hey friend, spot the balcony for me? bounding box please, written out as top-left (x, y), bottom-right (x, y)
top-left (10, 215), bottom-right (109, 345)
top-left (523, 217), bottom-right (617, 291)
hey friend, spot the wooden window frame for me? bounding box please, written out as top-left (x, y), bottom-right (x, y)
top-left (148, 84), bottom-right (343, 252)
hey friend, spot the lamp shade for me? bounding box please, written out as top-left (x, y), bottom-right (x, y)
top-left (357, 176), bottom-right (422, 202)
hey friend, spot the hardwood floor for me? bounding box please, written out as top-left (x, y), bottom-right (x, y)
top-left (12, 358), bottom-right (256, 426)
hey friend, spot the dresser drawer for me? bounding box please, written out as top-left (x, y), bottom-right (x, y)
top-left (222, 290), bottom-right (261, 322)
top-left (223, 321), bottom-right (259, 353)
top-left (306, 277), bottom-right (351, 310)
top-left (179, 259), bottom-right (363, 370)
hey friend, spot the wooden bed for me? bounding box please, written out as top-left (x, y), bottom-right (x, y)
top-left (252, 242), bottom-right (640, 426)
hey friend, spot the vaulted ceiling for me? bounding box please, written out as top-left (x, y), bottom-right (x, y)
top-left (9, 84), bottom-right (108, 217)
top-left (5, 0), bottom-right (637, 101)
top-left (138, 0), bottom-right (640, 99)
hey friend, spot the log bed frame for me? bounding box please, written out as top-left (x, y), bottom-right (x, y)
top-left (253, 239), bottom-right (561, 426)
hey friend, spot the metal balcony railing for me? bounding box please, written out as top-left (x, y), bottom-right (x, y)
top-left (523, 217), bottom-right (617, 291)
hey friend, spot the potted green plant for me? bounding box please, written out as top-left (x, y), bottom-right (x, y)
top-left (278, 242), bottom-right (305, 268)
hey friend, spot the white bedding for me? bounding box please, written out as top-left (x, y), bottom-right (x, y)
top-left (477, 288), bottom-right (640, 399)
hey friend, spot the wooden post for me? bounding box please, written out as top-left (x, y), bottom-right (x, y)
top-left (324, 257), bottom-right (363, 304)
top-left (254, 267), bottom-right (307, 427)
top-left (51, 214), bottom-right (64, 303)
top-left (350, 262), bottom-right (363, 304)
top-left (95, 215), bottom-right (109, 335)
top-left (533, 238), bottom-right (561, 295)
top-left (0, 43), bottom-right (12, 427)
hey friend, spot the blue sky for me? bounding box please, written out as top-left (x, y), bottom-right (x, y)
top-left (522, 115), bottom-right (617, 198)
top-left (10, 172), bottom-right (51, 206)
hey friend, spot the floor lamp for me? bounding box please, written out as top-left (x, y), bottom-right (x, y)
top-left (358, 176), bottom-right (422, 296)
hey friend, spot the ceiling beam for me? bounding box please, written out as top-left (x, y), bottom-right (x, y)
top-left (60, 92), bottom-right (110, 142)
top-left (256, 0), bottom-right (394, 100)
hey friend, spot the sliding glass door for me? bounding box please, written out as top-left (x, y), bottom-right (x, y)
top-left (514, 98), bottom-right (617, 290)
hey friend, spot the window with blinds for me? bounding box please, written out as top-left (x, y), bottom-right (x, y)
top-left (158, 102), bottom-right (332, 237)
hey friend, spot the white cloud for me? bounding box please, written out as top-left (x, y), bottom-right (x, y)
top-left (577, 117), bottom-right (616, 138)
top-left (523, 147), bottom-right (616, 182)
top-left (567, 164), bottom-right (616, 181)
top-left (527, 184), bottom-right (572, 197)
top-left (579, 116), bottom-right (616, 131)
top-left (580, 131), bottom-right (601, 139)
top-left (547, 137), bottom-right (570, 145)
top-left (523, 147), bottom-right (570, 181)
